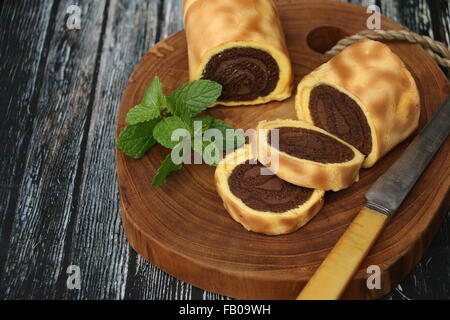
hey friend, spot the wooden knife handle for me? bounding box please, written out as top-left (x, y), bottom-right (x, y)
top-left (297, 207), bottom-right (389, 300)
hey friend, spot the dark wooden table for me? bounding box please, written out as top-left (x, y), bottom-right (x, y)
top-left (0, 0), bottom-right (449, 300)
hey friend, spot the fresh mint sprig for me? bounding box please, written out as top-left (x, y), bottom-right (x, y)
top-left (116, 75), bottom-right (244, 187)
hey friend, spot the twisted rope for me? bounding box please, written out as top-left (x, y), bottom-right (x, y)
top-left (326, 29), bottom-right (450, 68)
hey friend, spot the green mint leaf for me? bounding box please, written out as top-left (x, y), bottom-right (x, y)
top-left (202, 141), bottom-right (220, 166)
top-left (116, 120), bottom-right (159, 159)
top-left (210, 119), bottom-right (245, 152)
top-left (192, 115), bottom-right (214, 136)
top-left (152, 153), bottom-right (183, 187)
top-left (191, 116), bottom-right (216, 162)
top-left (190, 140), bottom-right (219, 166)
top-left (191, 118), bottom-right (242, 165)
top-left (142, 75), bottom-right (167, 108)
top-left (168, 80), bottom-right (222, 119)
top-left (125, 104), bottom-right (160, 125)
top-left (153, 116), bottom-right (191, 149)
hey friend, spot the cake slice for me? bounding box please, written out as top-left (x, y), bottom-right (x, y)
top-left (295, 39), bottom-right (420, 168)
top-left (256, 119), bottom-right (365, 191)
top-left (215, 145), bottom-right (324, 235)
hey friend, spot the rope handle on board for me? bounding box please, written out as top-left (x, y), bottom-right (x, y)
top-left (326, 29), bottom-right (450, 69)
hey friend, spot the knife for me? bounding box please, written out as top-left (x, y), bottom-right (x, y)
top-left (297, 93), bottom-right (450, 300)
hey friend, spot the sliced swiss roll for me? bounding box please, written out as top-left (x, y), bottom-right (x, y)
top-left (295, 39), bottom-right (420, 168)
top-left (256, 119), bottom-right (365, 191)
top-left (183, 0), bottom-right (292, 106)
top-left (215, 145), bottom-right (324, 235)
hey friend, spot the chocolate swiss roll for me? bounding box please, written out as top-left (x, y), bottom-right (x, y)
top-left (256, 120), bottom-right (365, 191)
top-left (215, 145), bottom-right (324, 235)
top-left (295, 39), bottom-right (420, 168)
top-left (183, 0), bottom-right (293, 106)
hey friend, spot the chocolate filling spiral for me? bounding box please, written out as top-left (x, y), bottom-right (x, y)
top-left (309, 85), bottom-right (372, 155)
top-left (201, 47), bottom-right (279, 102)
top-left (268, 127), bottom-right (355, 163)
top-left (228, 161), bottom-right (314, 213)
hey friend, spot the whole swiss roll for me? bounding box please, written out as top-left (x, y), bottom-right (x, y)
top-left (182, 0), bottom-right (293, 106)
top-left (295, 39), bottom-right (420, 168)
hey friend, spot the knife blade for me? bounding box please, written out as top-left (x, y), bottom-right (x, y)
top-left (297, 94), bottom-right (450, 300)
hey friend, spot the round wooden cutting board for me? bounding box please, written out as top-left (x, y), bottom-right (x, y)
top-left (116, 0), bottom-right (450, 299)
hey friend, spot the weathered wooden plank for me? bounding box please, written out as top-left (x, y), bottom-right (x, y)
top-left (377, 0), bottom-right (450, 300)
top-left (382, 0), bottom-right (434, 35)
top-left (426, 0), bottom-right (449, 78)
top-left (344, 0), bottom-right (376, 7)
top-left (0, 0), bottom-right (108, 299)
top-left (160, 0), bottom-right (184, 39)
top-left (201, 291), bottom-right (233, 300)
top-left (62, 0), bottom-right (168, 300)
top-left (0, 0), bottom-right (57, 296)
top-left (125, 258), bottom-right (195, 299)
top-left (427, 0), bottom-right (449, 45)
top-left (378, 0), bottom-right (401, 23)
top-left (119, 0), bottom-right (197, 300)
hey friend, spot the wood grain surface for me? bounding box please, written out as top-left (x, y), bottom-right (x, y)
top-left (117, 0), bottom-right (450, 299)
top-left (0, 0), bottom-right (449, 300)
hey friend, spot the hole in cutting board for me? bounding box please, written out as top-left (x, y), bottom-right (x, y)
top-left (307, 26), bottom-right (349, 54)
